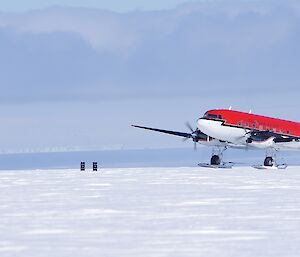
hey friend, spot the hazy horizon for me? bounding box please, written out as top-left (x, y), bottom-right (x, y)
top-left (0, 0), bottom-right (299, 153)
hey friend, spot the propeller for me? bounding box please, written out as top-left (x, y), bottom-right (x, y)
top-left (236, 129), bottom-right (252, 141)
top-left (184, 122), bottom-right (200, 151)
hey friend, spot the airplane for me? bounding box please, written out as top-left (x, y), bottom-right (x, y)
top-left (132, 109), bottom-right (300, 169)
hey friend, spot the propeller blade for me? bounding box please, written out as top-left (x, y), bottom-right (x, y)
top-left (182, 137), bottom-right (189, 142)
top-left (185, 122), bottom-right (194, 133)
top-left (236, 129), bottom-right (252, 140)
top-left (194, 141), bottom-right (197, 151)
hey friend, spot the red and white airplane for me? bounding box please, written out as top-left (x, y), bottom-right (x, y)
top-left (132, 109), bottom-right (300, 168)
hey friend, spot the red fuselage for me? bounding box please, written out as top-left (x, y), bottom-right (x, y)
top-left (204, 109), bottom-right (300, 137)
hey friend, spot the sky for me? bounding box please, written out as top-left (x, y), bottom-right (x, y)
top-left (0, 0), bottom-right (203, 12)
top-left (0, 0), bottom-right (300, 153)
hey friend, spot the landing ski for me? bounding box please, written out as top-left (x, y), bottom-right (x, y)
top-left (252, 164), bottom-right (288, 170)
top-left (198, 162), bottom-right (234, 169)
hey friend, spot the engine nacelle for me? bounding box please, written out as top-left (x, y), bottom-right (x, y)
top-left (247, 137), bottom-right (275, 149)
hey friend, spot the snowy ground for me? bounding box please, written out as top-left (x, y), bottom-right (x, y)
top-left (1, 167), bottom-right (300, 257)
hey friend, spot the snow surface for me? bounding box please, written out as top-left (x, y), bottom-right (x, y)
top-left (1, 167), bottom-right (300, 257)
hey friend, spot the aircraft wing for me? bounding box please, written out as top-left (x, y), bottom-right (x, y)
top-left (132, 125), bottom-right (192, 139)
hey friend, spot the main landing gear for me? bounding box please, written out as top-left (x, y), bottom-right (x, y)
top-left (198, 147), bottom-right (233, 169)
top-left (198, 147), bottom-right (288, 170)
top-left (253, 150), bottom-right (288, 170)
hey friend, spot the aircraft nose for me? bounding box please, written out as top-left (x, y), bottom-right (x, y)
top-left (197, 117), bottom-right (206, 124)
top-left (197, 118), bottom-right (205, 130)
top-left (197, 118), bottom-right (209, 131)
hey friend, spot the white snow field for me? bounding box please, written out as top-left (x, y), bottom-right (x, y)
top-left (1, 167), bottom-right (300, 257)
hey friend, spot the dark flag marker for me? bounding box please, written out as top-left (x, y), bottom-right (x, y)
top-left (80, 162), bottom-right (85, 171)
top-left (93, 162), bottom-right (98, 171)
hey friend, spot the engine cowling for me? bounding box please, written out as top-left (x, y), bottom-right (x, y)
top-left (246, 136), bottom-right (275, 149)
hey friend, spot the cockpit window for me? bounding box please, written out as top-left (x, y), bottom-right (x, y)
top-left (207, 114), bottom-right (218, 118)
top-left (204, 112), bottom-right (222, 120)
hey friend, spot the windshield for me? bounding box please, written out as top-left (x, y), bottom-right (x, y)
top-left (204, 112), bottom-right (222, 120)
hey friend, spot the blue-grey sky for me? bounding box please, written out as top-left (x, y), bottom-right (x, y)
top-left (1, 0), bottom-right (202, 12)
top-left (0, 0), bottom-right (299, 152)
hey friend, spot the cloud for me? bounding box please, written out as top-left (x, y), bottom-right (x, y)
top-left (0, 1), bottom-right (299, 103)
